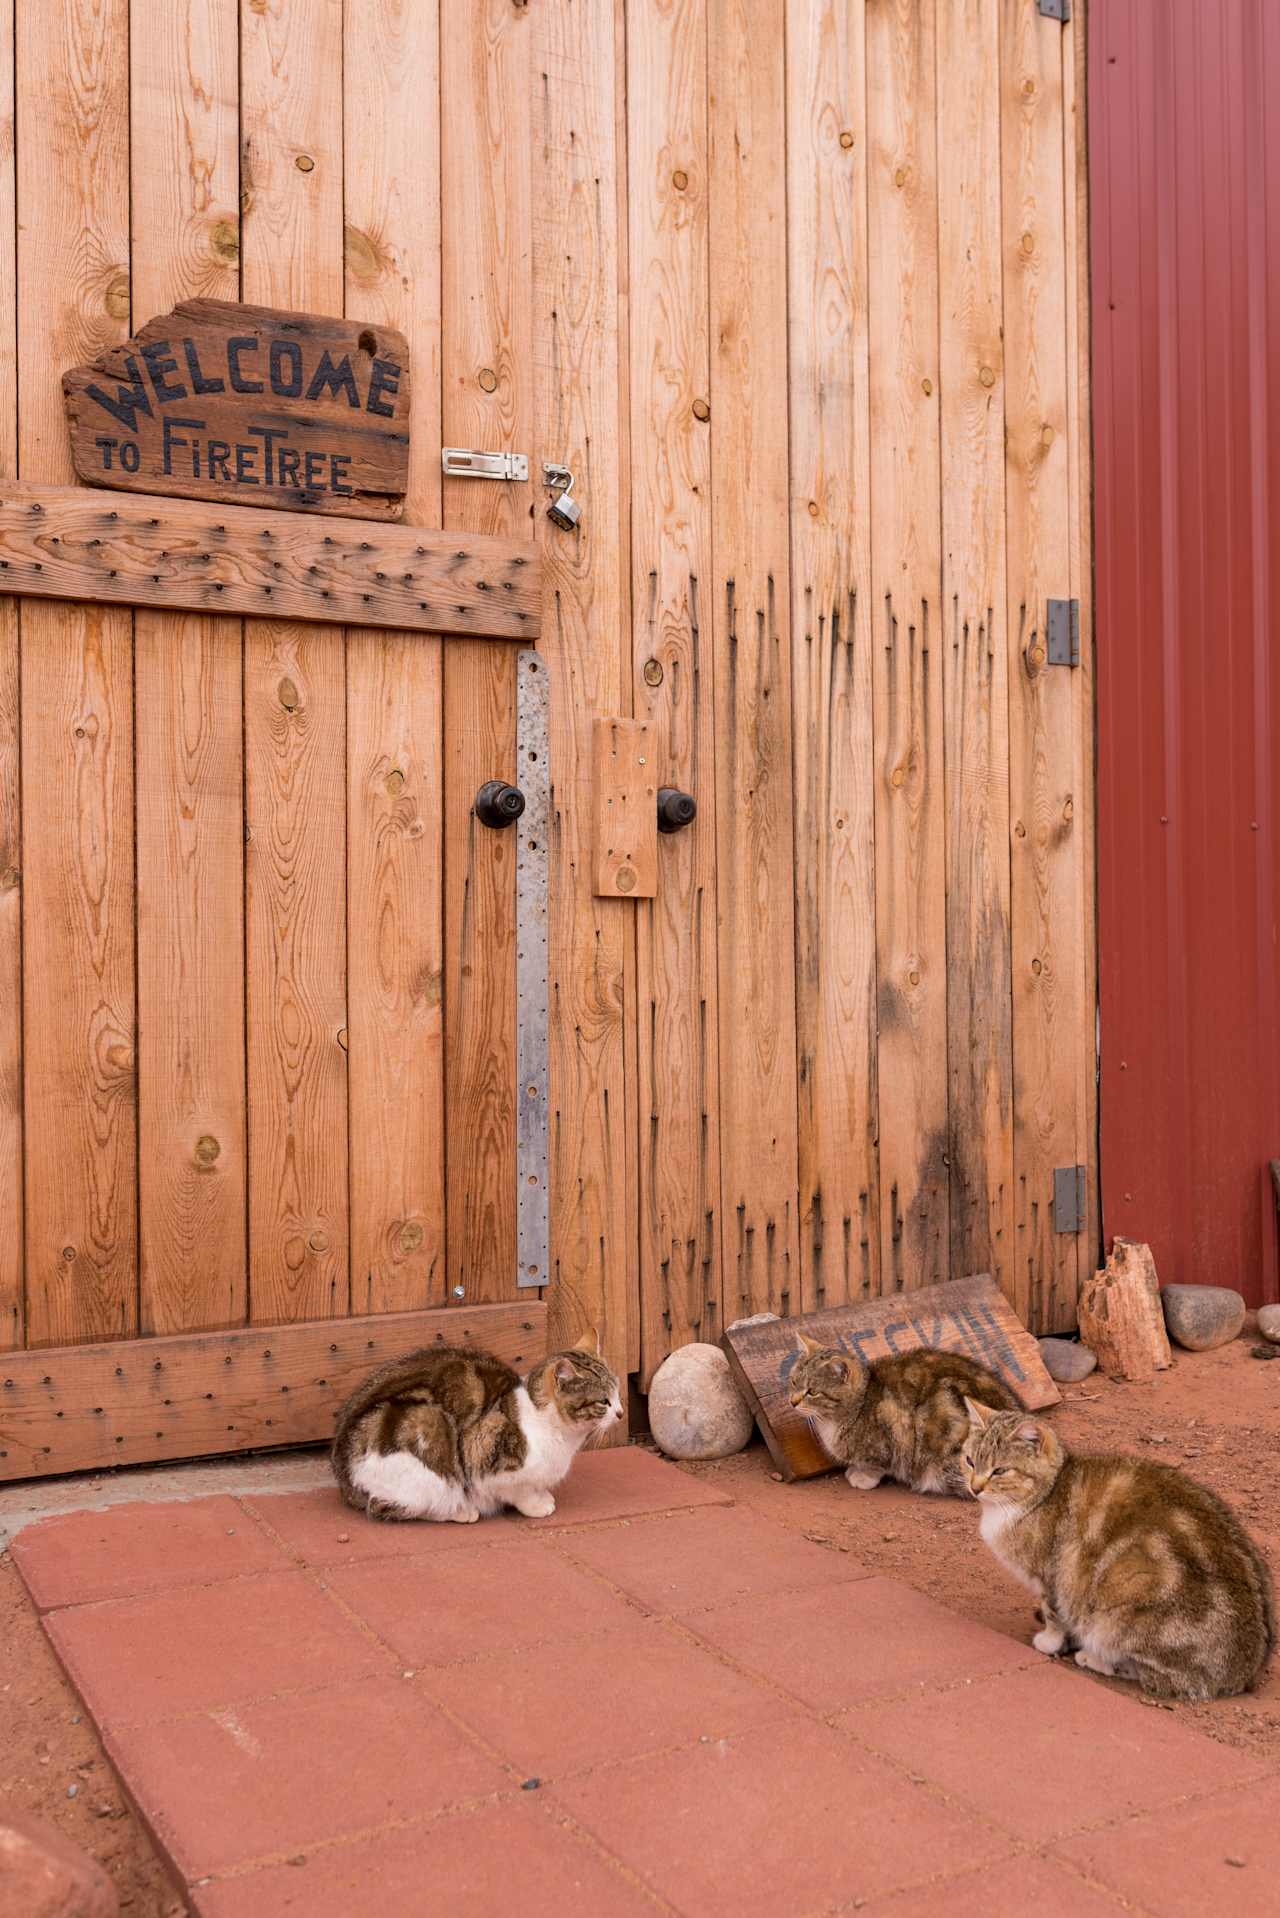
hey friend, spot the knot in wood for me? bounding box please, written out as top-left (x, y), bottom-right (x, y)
top-left (692, 398), bottom-right (711, 422)
top-left (277, 677), bottom-right (300, 711)
top-left (194, 1135), bottom-right (221, 1167)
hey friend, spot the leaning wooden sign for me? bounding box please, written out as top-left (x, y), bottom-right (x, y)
top-left (721, 1275), bottom-right (1060, 1482)
top-left (63, 298), bottom-right (410, 521)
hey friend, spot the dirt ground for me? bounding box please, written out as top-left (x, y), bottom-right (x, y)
top-left (1, 1322), bottom-right (1277, 1915)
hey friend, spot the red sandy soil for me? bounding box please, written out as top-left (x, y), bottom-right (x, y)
top-left (1, 1322), bottom-right (1277, 1915)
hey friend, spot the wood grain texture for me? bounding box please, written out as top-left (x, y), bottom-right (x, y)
top-left (627, 0), bottom-right (722, 1382)
top-left (535, 0), bottom-right (631, 1401)
top-left (1001, 0), bottom-right (1079, 1330)
top-left (721, 1273), bottom-right (1059, 1481)
top-left (441, 0), bottom-right (530, 1305)
top-left (708, 0), bottom-right (801, 1323)
top-left (936, 0), bottom-right (1013, 1299)
top-left (867, 0), bottom-right (948, 1295)
top-left (787, 0), bottom-right (879, 1313)
top-left (0, 0), bottom-right (20, 1349)
top-left (1063, 3), bottom-right (1099, 1285)
top-left (131, 0), bottom-right (245, 1338)
top-left (18, 0), bottom-right (137, 1347)
top-left (0, 482), bottom-right (538, 638)
top-left (592, 719), bottom-right (657, 899)
top-left (241, 0), bottom-right (349, 1324)
top-left (344, 0), bottom-right (445, 1317)
top-left (0, 1301), bottom-right (547, 1480)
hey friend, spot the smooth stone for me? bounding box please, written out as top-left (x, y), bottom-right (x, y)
top-left (1256, 1303), bottom-right (1280, 1343)
top-left (1161, 1284), bottom-right (1246, 1352)
top-left (0, 1810), bottom-right (117, 1918)
top-left (1037, 1337), bottom-right (1098, 1383)
top-left (649, 1342), bottom-right (755, 1461)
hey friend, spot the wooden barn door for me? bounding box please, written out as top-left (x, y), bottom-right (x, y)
top-left (0, 0), bottom-right (572, 1480)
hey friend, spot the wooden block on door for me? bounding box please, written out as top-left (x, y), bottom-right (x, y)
top-left (721, 1275), bottom-right (1060, 1481)
top-left (592, 717), bottom-right (657, 898)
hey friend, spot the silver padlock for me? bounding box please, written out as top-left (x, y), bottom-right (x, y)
top-left (542, 461), bottom-right (582, 530)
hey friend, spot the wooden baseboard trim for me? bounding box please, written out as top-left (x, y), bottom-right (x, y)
top-left (0, 1303), bottom-right (547, 1483)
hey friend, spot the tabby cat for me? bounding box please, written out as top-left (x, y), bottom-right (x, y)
top-left (788, 1333), bottom-right (1018, 1495)
top-left (964, 1400), bottom-right (1274, 1700)
top-left (331, 1331), bottom-right (622, 1523)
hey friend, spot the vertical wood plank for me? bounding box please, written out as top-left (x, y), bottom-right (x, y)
top-left (241, 0), bottom-right (349, 1323)
top-left (0, 0), bottom-right (20, 1347)
top-left (787, 0), bottom-right (879, 1312)
top-left (1002, 0), bottom-right (1078, 1330)
top-left (534, 0), bottom-right (631, 1385)
top-left (1063, 0), bottom-right (1099, 1285)
top-left (936, 0), bottom-right (1013, 1297)
top-left (627, 0), bottom-right (722, 1376)
top-left (708, 0), bottom-right (800, 1322)
top-left (866, 0), bottom-right (948, 1294)
top-left (18, 0), bottom-right (137, 1346)
top-left (344, 0), bottom-right (445, 1314)
top-left (440, 0), bottom-right (530, 1304)
top-left (132, 0), bottom-right (246, 1335)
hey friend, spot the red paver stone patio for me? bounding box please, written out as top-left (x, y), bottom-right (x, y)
top-left (12, 1448), bottom-right (1276, 1916)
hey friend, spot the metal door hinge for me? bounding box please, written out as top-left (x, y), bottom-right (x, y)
top-left (441, 447), bottom-right (529, 482)
top-left (1038, 0), bottom-right (1069, 21)
top-left (1046, 598), bottom-right (1080, 667)
top-left (1054, 1165), bottom-right (1087, 1234)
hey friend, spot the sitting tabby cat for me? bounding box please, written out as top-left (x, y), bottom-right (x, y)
top-left (331, 1331), bottom-right (622, 1523)
top-left (964, 1400), bottom-right (1274, 1700)
top-left (788, 1333), bottom-right (1017, 1495)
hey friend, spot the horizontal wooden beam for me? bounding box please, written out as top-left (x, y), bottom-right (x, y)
top-left (0, 1302), bottom-right (547, 1481)
top-left (0, 481), bottom-right (540, 639)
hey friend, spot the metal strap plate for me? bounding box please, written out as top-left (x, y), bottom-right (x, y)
top-left (516, 648), bottom-right (550, 1287)
top-left (1038, 0), bottom-right (1069, 20)
top-left (1053, 1165), bottom-right (1086, 1235)
top-left (1046, 598), bottom-right (1080, 667)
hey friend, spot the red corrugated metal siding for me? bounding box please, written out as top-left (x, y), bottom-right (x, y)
top-left (1092, 0), bottom-right (1280, 1306)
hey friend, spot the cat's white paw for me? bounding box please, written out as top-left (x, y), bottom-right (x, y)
top-left (844, 1467), bottom-right (883, 1491)
top-left (1033, 1626), bottom-right (1066, 1656)
top-left (1074, 1648), bottom-right (1116, 1676)
top-left (450, 1506), bottom-right (481, 1524)
top-left (514, 1490), bottom-right (556, 1518)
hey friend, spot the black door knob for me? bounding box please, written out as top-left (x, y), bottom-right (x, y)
top-left (657, 787), bottom-right (697, 833)
top-left (475, 780), bottom-right (525, 828)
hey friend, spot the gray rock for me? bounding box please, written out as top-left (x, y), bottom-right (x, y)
top-left (1038, 1337), bottom-right (1098, 1383)
top-left (1161, 1284), bottom-right (1246, 1352)
top-left (1257, 1303), bottom-right (1280, 1344)
top-left (649, 1342), bottom-right (755, 1461)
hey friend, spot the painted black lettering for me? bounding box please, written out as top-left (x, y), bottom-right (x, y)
top-left (881, 1320), bottom-right (907, 1355)
top-left (305, 350), bottom-right (359, 407)
top-left (234, 441), bottom-right (259, 484)
top-left (227, 336), bottom-right (264, 394)
top-left (303, 449), bottom-right (327, 491)
top-left (85, 355), bottom-right (153, 433)
top-left (162, 415), bottom-right (204, 475)
top-left (277, 446), bottom-right (302, 487)
top-left (183, 338), bottom-right (225, 395)
top-left (207, 441), bottom-right (232, 482)
top-left (119, 440), bottom-right (140, 473)
top-left (845, 1328), bottom-right (877, 1363)
top-left (329, 453), bottom-right (354, 496)
top-left (366, 356), bottom-right (400, 417)
top-left (249, 425), bottom-right (289, 487)
top-left (94, 436), bottom-right (117, 471)
top-left (141, 341), bottom-right (187, 405)
top-left (269, 339), bottom-right (304, 398)
top-left (976, 1304), bottom-right (1024, 1381)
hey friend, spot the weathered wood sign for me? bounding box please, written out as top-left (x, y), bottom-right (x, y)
top-left (63, 299), bottom-right (410, 520)
top-left (721, 1275), bottom-right (1060, 1481)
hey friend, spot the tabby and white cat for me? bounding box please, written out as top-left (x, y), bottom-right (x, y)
top-left (331, 1331), bottom-right (622, 1524)
top-left (788, 1333), bottom-right (1018, 1495)
top-left (964, 1400), bottom-right (1274, 1700)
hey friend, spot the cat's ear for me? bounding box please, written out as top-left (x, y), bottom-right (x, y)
top-left (1014, 1419), bottom-right (1044, 1450)
top-left (551, 1356), bottom-right (577, 1384)
top-left (796, 1330), bottom-right (824, 1357)
top-left (964, 1396), bottom-right (995, 1429)
top-left (571, 1327), bottom-right (601, 1355)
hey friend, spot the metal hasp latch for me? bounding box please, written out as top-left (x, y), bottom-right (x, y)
top-left (441, 447), bottom-right (529, 482)
top-left (1054, 1165), bottom-right (1086, 1234)
top-left (1037, 0), bottom-right (1069, 20)
top-left (1046, 598), bottom-right (1080, 667)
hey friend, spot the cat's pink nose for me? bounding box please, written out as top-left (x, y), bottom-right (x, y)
top-left (614, 1406), bottom-right (623, 1420)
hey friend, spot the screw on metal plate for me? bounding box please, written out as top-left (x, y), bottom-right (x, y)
top-left (441, 447), bottom-right (529, 482)
top-left (542, 461), bottom-right (582, 531)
